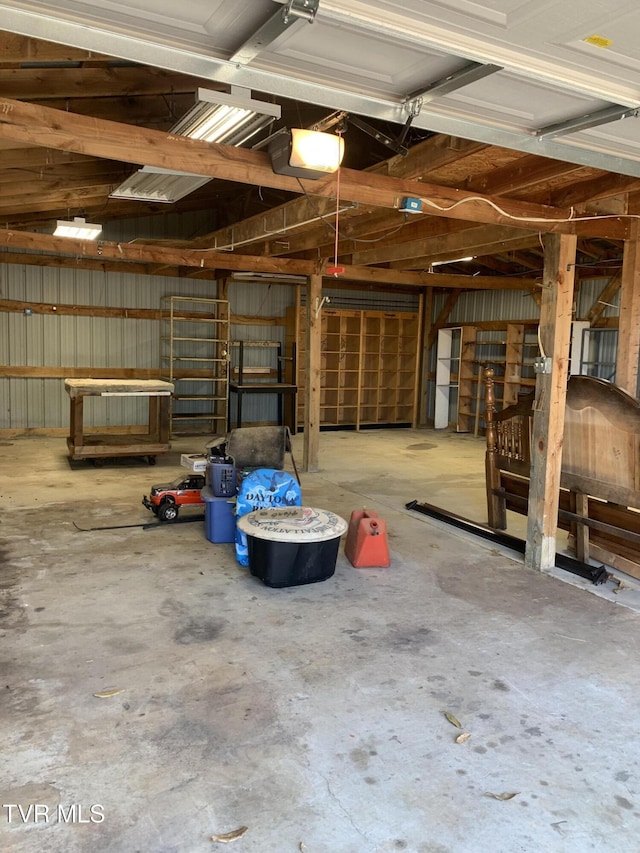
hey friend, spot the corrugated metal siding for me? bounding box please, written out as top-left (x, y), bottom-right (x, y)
top-left (301, 286), bottom-right (419, 313)
top-left (0, 254), bottom-right (228, 429)
top-left (576, 277), bottom-right (620, 320)
top-left (448, 289), bottom-right (540, 324)
top-left (1, 211), bottom-right (224, 430)
top-left (0, 241), bottom-right (311, 429)
top-left (228, 281), bottom-right (296, 424)
top-left (103, 212), bottom-right (219, 243)
top-left (231, 280), bottom-right (295, 320)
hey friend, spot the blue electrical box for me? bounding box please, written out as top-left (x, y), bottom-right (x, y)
top-left (400, 197), bottom-right (422, 213)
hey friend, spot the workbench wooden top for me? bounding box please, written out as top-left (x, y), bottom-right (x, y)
top-left (64, 378), bottom-right (174, 397)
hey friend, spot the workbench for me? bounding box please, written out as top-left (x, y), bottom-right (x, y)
top-left (64, 378), bottom-right (174, 464)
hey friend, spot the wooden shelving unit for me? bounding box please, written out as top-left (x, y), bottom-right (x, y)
top-left (435, 323), bottom-right (539, 432)
top-left (160, 295), bottom-right (230, 437)
top-left (287, 305), bottom-right (420, 430)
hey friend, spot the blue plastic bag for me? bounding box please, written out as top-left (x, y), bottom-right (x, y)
top-left (235, 468), bottom-right (302, 566)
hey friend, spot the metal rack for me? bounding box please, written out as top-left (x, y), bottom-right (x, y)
top-left (227, 340), bottom-right (297, 429)
top-left (160, 295), bottom-right (230, 437)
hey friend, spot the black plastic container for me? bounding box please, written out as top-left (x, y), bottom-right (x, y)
top-left (246, 536), bottom-right (341, 587)
top-left (237, 507), bottom-right (348, 588)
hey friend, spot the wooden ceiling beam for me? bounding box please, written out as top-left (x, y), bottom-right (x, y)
top-left (0, 68), bottom-right (215, 100)
top-left (547, 173), bottom-right (640, 207)
top-left (502, 251), bottom-right (543, 271)
top-left (0, 185), bottom-right (127, 216)
top-left (465, 154), bottom-right (586, 196)
top-left (391, 230), bottom-right (544, 270)
top-left (0, 33), bottom-right (115, 64)
top-left (0, 250), bottom-right (217, 278)
top-left (0, 229), bottom-right (539, 289)
top-left (0, 148), bottom-right (97, 170)
top-left (354, 224), bottom-right (538, 267)
top-left (0, 98), bottom-right (630, 239)
top-left (0, 229), bottom-right (319, 275)
top-left (35, 93), bottom-right (195, 127)
top-left (194, 135), bottom-right (489, 252)
top-left (0, 163), bottom-right (131, 188)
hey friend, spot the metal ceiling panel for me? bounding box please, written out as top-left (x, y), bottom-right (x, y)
top-left (3, 0), bottom-right (640, 175)
top-left (318, 0), bottom-right (640, 103)
top-left (433, 72), bottom-right (612, 133)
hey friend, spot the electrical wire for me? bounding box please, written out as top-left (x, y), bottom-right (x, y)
top-left (296, 177), bottom-right (338, 239)
top-left (417, 194), bottom-right (640, 224)
top-left (350, 220), bottom-right (408, 243)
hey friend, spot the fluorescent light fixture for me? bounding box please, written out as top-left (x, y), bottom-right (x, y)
top-left (110, 166), bottom-right (212, 204)
top-left (110, 87), bottom-right (281, 203)
top-left (269, 128), bottom-right (345, 179)
top-left (172, 88), bottom-right (281, 145)
top-left (431, 256), bottom-right (474, 266)
top-left (54, 217), bottom-right (102, 239)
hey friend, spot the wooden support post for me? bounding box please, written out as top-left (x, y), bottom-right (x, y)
top-left (417, 287), bottom-right (433, 427)
top-left (303, 274), bottom-right (322, 472)
top-left (484, 367), bottom-right (507, 529)
top-left (573, 491), bottom-right (590, 563)
top-left (525, 233), bottom-right (577, 572)
top-left (148, 395), bottom-right (159, 438)
top-left (70, 396), bottom-right (84, 448)
top-left (158, 396), bottom-right (170, 445)
top-left (617, 222), bottom-right (640, 397)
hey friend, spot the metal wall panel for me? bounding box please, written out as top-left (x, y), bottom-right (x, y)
top-left (576, 277), bottom-right (620, 320)
top-left (449, 289), bottom-right (540, 324)
top-left (103, 212), bottom-right (219, 243)
top-left (1, 260), bottom-right (228, 429)
top-left (300, 286), bottom-right (419, 313)
top-left (227, 281), bottom-right (296, 424)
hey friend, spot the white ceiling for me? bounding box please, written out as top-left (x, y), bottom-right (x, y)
top-left (4, 0), bottom-right (640, 174)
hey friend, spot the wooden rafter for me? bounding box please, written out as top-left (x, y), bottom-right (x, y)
top-left (0, 97), bottom-right (630, 240)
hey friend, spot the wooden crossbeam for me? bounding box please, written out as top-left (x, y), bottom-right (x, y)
top-left (0, 97), bottom-right (629, 239)
top-left (0, 229), bottom-right (540, 289)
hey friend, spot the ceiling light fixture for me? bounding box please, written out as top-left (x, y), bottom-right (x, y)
top-left (269, 128), bottom-right (345, 179)
top-left (171, 87), bottom-right (281, 145)
top-left (110, 87), bottom-right (281, 203)
top-left (431, 256), bottom-right (474, 266)
top-left (54, 217), bottom-right (102, 240)
top-left (109, 166), bottom-right (212, 204)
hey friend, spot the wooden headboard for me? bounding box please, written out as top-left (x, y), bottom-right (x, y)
top-left (484, 368), bottom-right (640, 576)
top-left (561, 376), bottom-right (640, 506)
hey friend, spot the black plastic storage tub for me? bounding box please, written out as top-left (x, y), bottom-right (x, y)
top-left (237, 507), bottom-right (348, 588)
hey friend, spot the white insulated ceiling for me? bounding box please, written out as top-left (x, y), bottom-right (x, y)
top-left (3, 0), bottom-right (640, 174)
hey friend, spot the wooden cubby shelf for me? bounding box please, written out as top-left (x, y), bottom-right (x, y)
top-left (287, 305), bottom-right (420, 431)
top-left (435, 323), bottom-right (539, 434)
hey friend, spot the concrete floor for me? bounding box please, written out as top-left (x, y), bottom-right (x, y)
top-left (2, 428), bottom-right (640, 853)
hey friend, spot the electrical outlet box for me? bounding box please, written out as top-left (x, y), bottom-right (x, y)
top-left (400, 197), bottom-right (422, 214)
top-left (534, 356), bottom-right (553, 374)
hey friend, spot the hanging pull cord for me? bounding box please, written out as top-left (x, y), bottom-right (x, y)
top-left (328, 130), bottom-right (344, 278)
